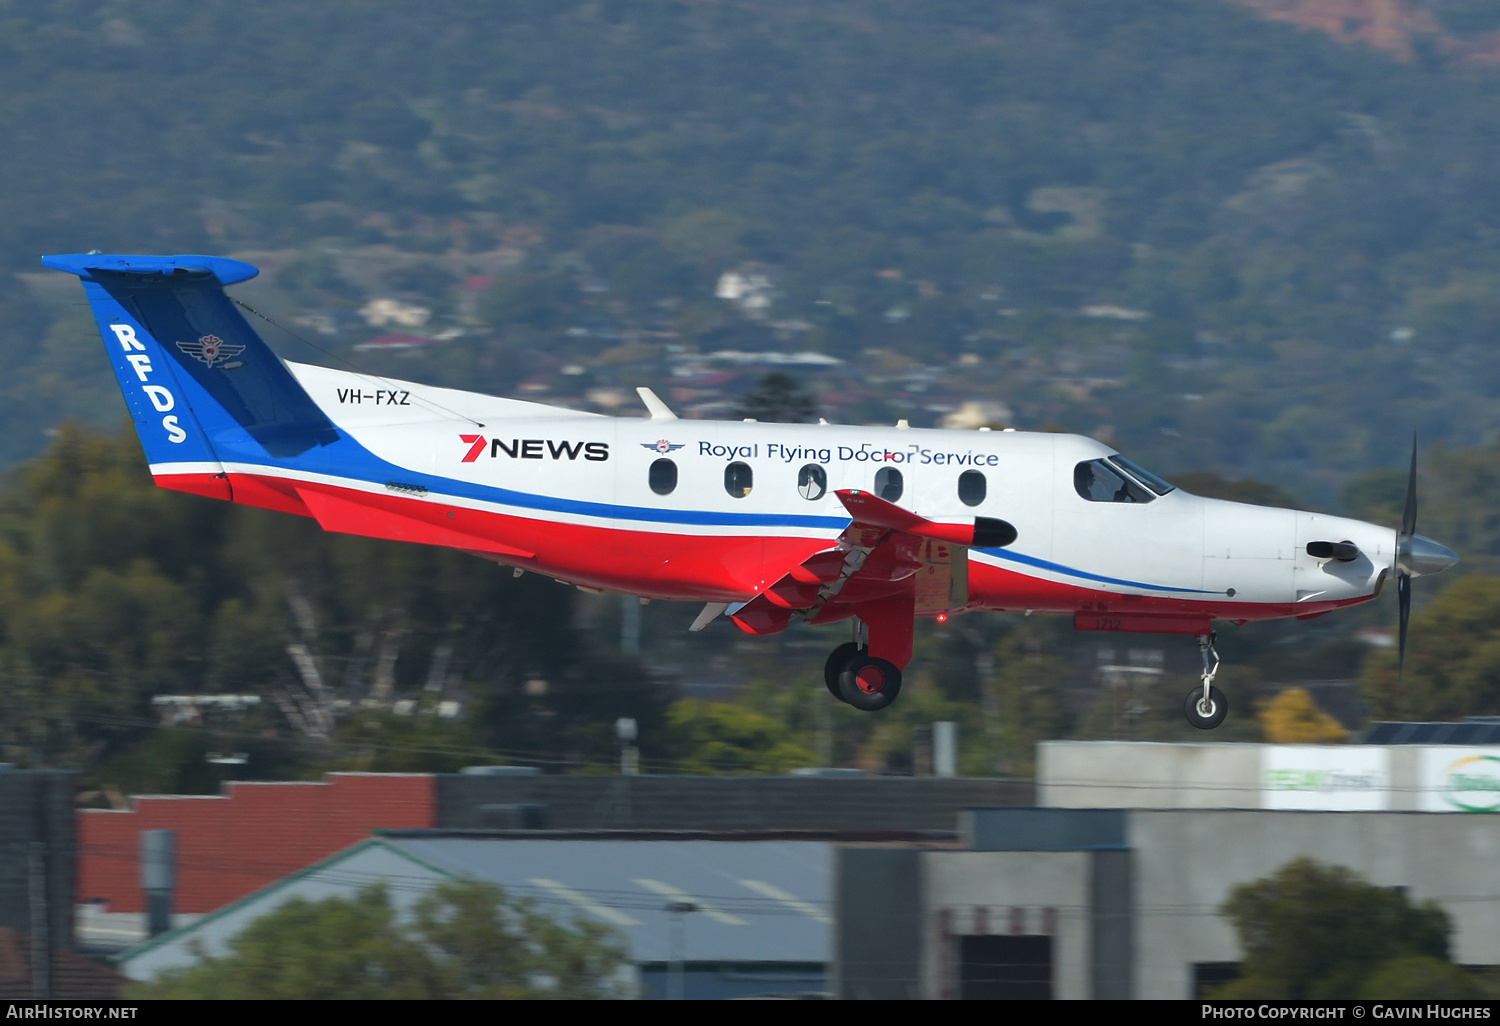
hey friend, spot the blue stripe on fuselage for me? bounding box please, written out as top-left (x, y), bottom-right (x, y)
top-left (973, 546), bottom-right (1216, 594)
top-left (220, 431), bottom-right (1213, 593)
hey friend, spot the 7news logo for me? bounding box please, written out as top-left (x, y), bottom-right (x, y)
top-left (459, 435), bottom-right (609, 463)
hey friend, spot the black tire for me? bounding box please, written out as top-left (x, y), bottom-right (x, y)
top-left (823, 642), bottom-right (861, 700)
top-left (838, 654), bottom-right (903, 712)
top-left (1184, 685), bottom-right (1229, 730)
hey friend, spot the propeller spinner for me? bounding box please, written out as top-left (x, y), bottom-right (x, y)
top-left (1394, 435), bottom-right (1459, 669)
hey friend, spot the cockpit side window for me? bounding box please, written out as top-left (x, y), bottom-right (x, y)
top-left (1108, 455), bottom-right (1175, 496)
top-left (1074, 458), bottom-right (1152, 503)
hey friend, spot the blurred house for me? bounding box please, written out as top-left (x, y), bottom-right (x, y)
top-left (941, 400), bottom-right (1013, 430)
top-left (714, 266), bottom-right (777, 317)
top-left (835, 735), bottom-right (1500, 999)
top-left (352, 332), bottom-right (446, 352)
top-left (75, 772), bottom-right (1030, 953)
top-left (119, 832), bottom-right (840, 999)
top-left (836, 804), bottom-right (1500, 999)
top-left (1037, 736), bottom-right (1500, 811)
top-left (76, 773), bottom-right (437, 950)
top-left (359, 297), bottom-right (431, 328)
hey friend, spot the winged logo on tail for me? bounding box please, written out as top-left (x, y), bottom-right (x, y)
top-left (176, 334), bottom-right (245, 368)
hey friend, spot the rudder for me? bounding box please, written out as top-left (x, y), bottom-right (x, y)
top-left (43, 253), bottom-right (338, 501)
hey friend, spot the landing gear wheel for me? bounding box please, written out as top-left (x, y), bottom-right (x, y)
top-left (1184, 685), bottom-right (1228, 730)
top-left (838, 654), bottom-right (903, 712)
top-left (823, 642), bottom-right (860, 701)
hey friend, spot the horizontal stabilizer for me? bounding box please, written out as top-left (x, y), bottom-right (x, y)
top-left (41, 253), bottom-right (259, 286)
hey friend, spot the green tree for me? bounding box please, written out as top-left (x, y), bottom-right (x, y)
top-left (0, 423), bottom-right (666, 783)
top-left (323, 708), bottom-right (498, 774)
top-left (1216, 858), bottom-right (1461, 999)
top-left (412, 880), bottom-right (626, 999)
top-left (734, 373), bottom-right (819, 424)
top-left (1359, 956), bottom-right (1490, 1000)
top-left (129, 880), bottom-right (626, 999)
top-left (1172, 472), bottom-right (1304, 510)
top-left (1343, 443), bottom-right (1500, 578)
top-left (128, 885), bottom-right (446, 999)
top-left (1362, 574), bottom-right (1500, 721)
top-left (659, 698), bottom-right (817, 774)
top-left (988, 637), bottom-right (1073, 774)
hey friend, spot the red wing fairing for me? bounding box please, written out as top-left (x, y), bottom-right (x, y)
top-left (729, 489), bottom-right (1016, 669)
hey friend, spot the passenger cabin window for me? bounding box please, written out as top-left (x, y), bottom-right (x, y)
top-left (1074, 458), bottom-right (1152, 503)
top-left (725, 461), bottom-right (753, 498)
top-left (875, 467), bottom-right (903, 502)
top-left (798, 464), bottom-right (827, 501)
top-left (958, 470), bottom-right (986, 507)
top-left (649, 458), bottom-right (677, 496)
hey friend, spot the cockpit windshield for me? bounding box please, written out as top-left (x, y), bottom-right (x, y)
top-left (1108, 454), bottom-right (1175, 496)
top-left (1075, 459), bottom-right (1153, 503)
top-left (1073, 454), bottom-right (1176, 503)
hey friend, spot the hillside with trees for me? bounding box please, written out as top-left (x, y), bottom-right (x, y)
top-left (3, 3), bottom-right (1500, 783)
top-left (3, 1), bottom-right (1500, 502)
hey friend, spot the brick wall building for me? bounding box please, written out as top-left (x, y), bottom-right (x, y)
top-left (76, 772), bottom-right (1032, 917)
top-left (77, 773), bottom-right (436, 913)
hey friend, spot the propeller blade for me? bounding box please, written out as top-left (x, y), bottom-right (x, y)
top-left (1398, 572), bottom-right (1411, 673)
top-left (1401, 432), bottom-right (1418, 539)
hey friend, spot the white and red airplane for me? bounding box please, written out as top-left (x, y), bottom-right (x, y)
top-left (45, 253), bottom-right (1458, 727)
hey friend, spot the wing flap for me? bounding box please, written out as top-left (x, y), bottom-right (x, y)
top-left (729, 491), bottom-right (1008, 640)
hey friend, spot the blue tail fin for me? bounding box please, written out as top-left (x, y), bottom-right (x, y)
top-left (42, 254), bottom-right (337, 470)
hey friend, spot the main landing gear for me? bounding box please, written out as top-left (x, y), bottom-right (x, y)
top-left (1184, 632), bottom-right (1228, 730)
top-left (824, 632), bottom-right (903, 712)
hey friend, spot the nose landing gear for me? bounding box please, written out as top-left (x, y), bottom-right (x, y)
top-left (1184, 632), bottom-right (1228, 729)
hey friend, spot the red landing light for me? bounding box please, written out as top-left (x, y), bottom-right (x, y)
top-left (936, 612), bottom-right (948, 623)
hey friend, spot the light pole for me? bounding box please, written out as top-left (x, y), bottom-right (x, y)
top-left (667, 900), bottom-right (698, 1000)
top-left (616, 717), bottom-right (639, 775)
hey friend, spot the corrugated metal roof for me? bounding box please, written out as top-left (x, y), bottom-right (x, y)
top-left (120, 836), bottom-right (830, 980)
top-left (385, 836), bottom-right (831, 963)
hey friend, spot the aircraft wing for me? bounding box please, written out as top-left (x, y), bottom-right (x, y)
top-left (728, 489), bottom-right (1016, 666)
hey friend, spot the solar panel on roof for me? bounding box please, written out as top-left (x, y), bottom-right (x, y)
top-left (1359, 721), bottom-right (1500, 744)
top-left (1448, 724), bottom-right (1482, 744)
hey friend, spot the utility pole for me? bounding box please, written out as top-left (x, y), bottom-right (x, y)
top-left (140, 830), bottom-right (176, 938)
top-left (933, 721), bottom-right (958, 777)
top-left (816, 680), bottom-right (832, 766)
top-left (667, 900), bottom-right (698, 1000)
top-left (28, 777), bottom-right (49, 1000)
top-left (620, 594), bottom-right (641, 656)
top-left (616, 717), bottom-right (639, 776)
